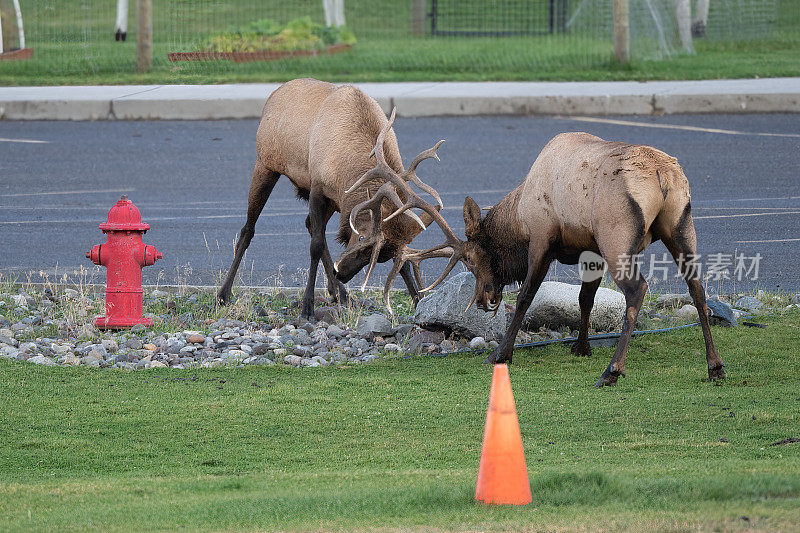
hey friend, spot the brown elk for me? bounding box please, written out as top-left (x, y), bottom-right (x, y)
top-left (365, 131), bottom-right (725, 387)
top-left (217, 78), bottom-right (445, 319)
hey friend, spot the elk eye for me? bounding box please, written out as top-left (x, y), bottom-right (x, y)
top-left (359, 235), bottom-right (365, 242)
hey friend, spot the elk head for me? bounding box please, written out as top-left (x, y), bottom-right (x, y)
top-left (358, 182), bottom-right (506, 316)
top-left (333, 108), bottom-right (446, 309)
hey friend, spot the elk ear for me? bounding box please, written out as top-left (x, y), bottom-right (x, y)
top-left (463, 196), bottom-right (482, 238)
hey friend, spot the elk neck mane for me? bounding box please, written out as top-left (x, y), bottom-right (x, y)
top-left (479, 186), bottom-right (529, 285)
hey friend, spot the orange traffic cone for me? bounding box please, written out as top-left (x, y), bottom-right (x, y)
top-left (475, 364), bottom-right (532, 505)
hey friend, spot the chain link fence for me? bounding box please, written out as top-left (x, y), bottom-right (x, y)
top-left (0, 0), bottom-right (785, 80)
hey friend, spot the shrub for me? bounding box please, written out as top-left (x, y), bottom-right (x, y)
top-left (199, 17), bottom-right (356, 53)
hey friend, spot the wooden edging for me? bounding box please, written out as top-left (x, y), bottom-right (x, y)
top-left (0, 48), bottom-right (33, 61)
top-left (167, 43), bottom-right (351, 63)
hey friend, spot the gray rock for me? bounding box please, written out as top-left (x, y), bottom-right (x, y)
top-left (706, 299), bottom-right (737, 327)
top-left (523, 281), bottom-right (625, 332)
top-left (101, 339), bottom-right (119, 353)
top-left (311, 355), bottom-right (330, 366)
top-left (326, 325), bottom-right (345, 338)
top-left (414, 272), bottom-right (506, 341)
top-left (406, 329), bottom-right (445, 354)
top-left (392, 323), bottom-right (414, 339)
top-left (735, 296), bottom-right (764, 312)
top-left (357, 313), bottom-right (394, 337)
top-left (293, 345), bottom-right (313, 358)
top-left (469, 337), bottom-right (488, 350)
top-left (656, 292), bottom-right (692, 308)
top-left (28, 355), bottom-right (56, 366)
top-left (292, 330), bottom-right (312, 345)
top-left (675, 304), bottom-right (698, 320)
top-left (284, 354), bottom-right (302, 366)
top-left (87, 344), bottom-right (108, 357)
top-left (351, 338), bottom-right (370, 354)
top-left (314, 306), bottom-right (339, 323)
top-left (63, 288), bottom-right (79, 299)
top-left (125, 337), bottom-right (143, 350)
top-left (793, 293), bottom-right (800, 305)
top-left (82, 355), bottom-right (103, 366)
top-left (0, 335), bottom-right (18, 347)
top-left (113, 352), bottom-right (132, 363)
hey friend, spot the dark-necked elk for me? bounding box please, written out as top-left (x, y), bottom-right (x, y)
top-left (365, 132), bottom-right (725, 387)
top-left (217, 78), bottom-right (445, 319)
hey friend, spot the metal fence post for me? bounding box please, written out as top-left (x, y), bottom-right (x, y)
top-left (137, 0), bottom-right (152, 72)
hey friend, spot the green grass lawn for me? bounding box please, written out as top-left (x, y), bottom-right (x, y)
top-left (2, 310), bottom-right (799, 531)
top-left (1, 0), bottom-right (798, 85)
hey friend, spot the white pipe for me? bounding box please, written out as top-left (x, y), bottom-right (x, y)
top-left (675, 0), bottom-right (692, 50)
top-left (13, 0), bottom-right (24, 49)
top-left (115, 0), bottom-right (128, 41)
top-left (333, 0), bottom-right (346, 27)
top-left (0, 8), bottom-right (4, 55)
top-left (694, 0), bottom-right (710, 26)
top-left (323, 0), bottom-right (346, 27)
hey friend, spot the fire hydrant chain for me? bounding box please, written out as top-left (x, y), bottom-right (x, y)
top-left (86, 195), bottom-right (162, 329)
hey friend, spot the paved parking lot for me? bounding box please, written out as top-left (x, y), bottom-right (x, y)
top-left (1, 114), bottom-right (798, 293)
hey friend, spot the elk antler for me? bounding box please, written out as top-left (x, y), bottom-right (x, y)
top-left (345, 107), bottom-right (452, 300)
top-left (343, 108), bottom-right (465, 314)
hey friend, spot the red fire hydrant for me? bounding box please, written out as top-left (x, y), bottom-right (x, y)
top-left (86, 195), bottom-right (162, 329)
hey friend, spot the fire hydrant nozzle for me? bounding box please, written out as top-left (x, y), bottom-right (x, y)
top-left (86, 196), bottom-right (162, 330)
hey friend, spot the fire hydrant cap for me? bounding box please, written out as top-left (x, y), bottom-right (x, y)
top-left (99, 195), bottom-right (151, 232)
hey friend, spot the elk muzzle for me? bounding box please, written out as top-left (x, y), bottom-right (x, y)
top-left (475, 282), bottom-right (503, 316)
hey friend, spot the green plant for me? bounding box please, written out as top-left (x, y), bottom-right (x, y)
top-left (198, 16), bottom-right (356, 54)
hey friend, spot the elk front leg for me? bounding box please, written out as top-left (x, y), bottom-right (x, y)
top-left (321, 246), bottom-right (348, 305)
top-left (485, 248), bottom-right (551, 365)
top-left (399, 262), bottom-right (421, 306)
top-left (571, 277), bottom-right (601, 357)
top-left (218, 168), bottom-right (280, 306)
top-left (303, 200), bottom-right (347, 306)
top-left (301, 190), bottom-right (332, 319)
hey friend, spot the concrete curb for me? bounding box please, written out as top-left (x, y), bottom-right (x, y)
top-left (1, 78), bottom-right (799, 120)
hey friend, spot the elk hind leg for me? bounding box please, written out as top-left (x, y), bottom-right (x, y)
top-left (572, 277), bottom-right (601, 357)
top-left (217, 168), bottom-right (279, 305)
top-left (662, 227), bottom-right (725, 381)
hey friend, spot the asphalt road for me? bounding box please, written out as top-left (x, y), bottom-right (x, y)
top-left (1, 114), bottom-right (799, 295)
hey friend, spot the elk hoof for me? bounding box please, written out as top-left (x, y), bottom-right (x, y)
top-left (570, 341), bottom-right (592, 357)
top-left (328, 281), bottom-right (348, 305)
top-left (594, 365), bottom-right (625, 388)
top-left (483, 349), bottom-right (511, 365)
top-left (216, 291), bottom-right (231, 307)
top-left (708, 363), bottom-right (726, 381)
